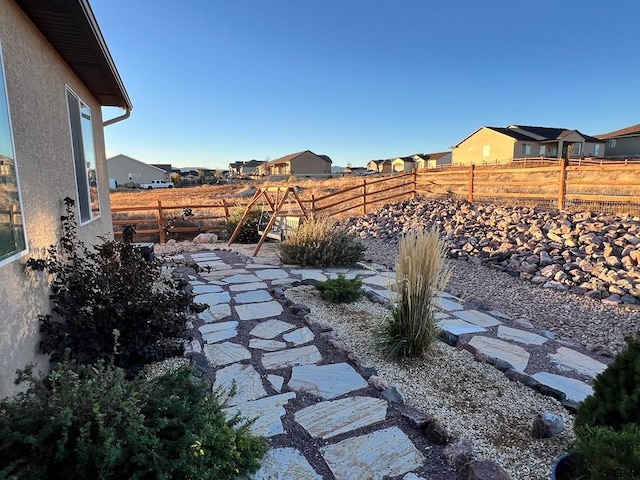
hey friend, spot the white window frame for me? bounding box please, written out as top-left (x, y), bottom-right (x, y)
top-left (539, 145), bottom-right (546, 156)
top-left (66, 86), bottom-right (100, 225)
top-left (608, 139), bottom-right (617, 148)
top-left (482, 145), bottom-right (490, 157)
top-left (521, 143), bottom-right (532, 156)
top-left (593, 144), bottom-right (601, 156)
top-left (0, 40), bottom-right (28, 267)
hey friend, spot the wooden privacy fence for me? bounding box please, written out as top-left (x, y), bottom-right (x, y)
top-left (111, 199), bottom-right (231, 243)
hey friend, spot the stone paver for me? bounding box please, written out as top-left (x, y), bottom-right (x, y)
top-left (438, 297), bottom-right (464, 311)
top-left (228, 281), bottom-right (268, 292)
top-left (249, 338), bottom-right (287, 351)
top-left (283, 327), bottom-right (315, 345)
top-left (549, 346), bottom-right (607, 378)
top-left (290, 269), bottom-right (328, 282)
top-left (262, 345), bottom-right (323, 369)
top-left (533, 372), bottom-right (594, 404)
top-left (203, 342), bottom-right (251, 367)
top-left (250, 319), bottom-right (295, 339)
top-left (198, 321), bottom-right (238, 343)
top-left (194, 291), bottom-right (231, 306)
top-left (497, 325), bottom-right (548, 346)
top-left (468, 336), bottom-right (530, 371)
top-left (235, 290), bottom-right (273, 304)
top-left (255, 268), bottom-right (290, 280)
top-left (224, 392), bottom-right (296, 437)
top-left (213, 363), bottom-right (267, 406)
top-left (288, 363), bottom-right (368, 399)
top-left (235, 301), bottom-right (284, 320)
top-left (454, 309), bottom-right (502, 328)
top-left (191, 284), bottom-right (223, 294)
top-left (360, 273), bottom-right (395, 288)
top-left (320, 426), bottom-right (425, 480)
top-left (267, 374), bottom-right (284, 392)
top-left (223, 273), bottom-right (262, 284)
top-left (438, 318), bottom-right (487, 336)
top-left (249, 447), bottom-right (321, 480)
top-left (294, 396), bottom-right (387, 439)
top-left (198, 303), bottom-right (232, 323)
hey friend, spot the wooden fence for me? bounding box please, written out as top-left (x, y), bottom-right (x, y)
top-left (111, 161), bottom-right (640, 242)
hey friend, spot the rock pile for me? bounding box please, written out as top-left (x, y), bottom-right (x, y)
top-left (342, 198), bottom-right (640, 306)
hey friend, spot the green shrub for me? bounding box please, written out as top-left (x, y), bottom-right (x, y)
top-left (376, 227), bottom-right (451, 359)
top-left (225, 209), bottom-right (268, 244)
top-left (0, 361), bottom-right (266, 479)
top-left (571, 334), bottom-right (640, 479)
top-left (278, 215), bottom-right (365, 267)
top-left (26, 198), bottom-right (204, 375)
top-left (316, 274), bottom-right (363, 303)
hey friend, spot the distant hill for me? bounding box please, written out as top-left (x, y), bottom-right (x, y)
top-left (331, 165), bottom-right (344, 173)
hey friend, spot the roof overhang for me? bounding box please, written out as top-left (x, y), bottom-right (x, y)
top-left (16, 0), bottom-right (132, 110)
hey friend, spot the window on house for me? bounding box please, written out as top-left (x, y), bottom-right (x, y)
top-left (539, 145), bottom-right (546, 156)
top-left (0, 43), bottom-right (27, 266)
top-left (482, 145), bottom-right (490, 157)
top-left (66, 88), bottom-right (99, 223)
top-left (573, 143), bottom-right (581, 155)
top-left (608, 139), bottom-right (616, 148)
top-left (521, 143), bottom-right (532, 155)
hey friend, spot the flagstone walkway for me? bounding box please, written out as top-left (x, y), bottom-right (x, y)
top-left (166, 248), bottom-right (610, 479)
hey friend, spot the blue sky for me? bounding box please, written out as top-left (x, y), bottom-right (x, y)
top-left (93, 1), bottom-right (639, 169)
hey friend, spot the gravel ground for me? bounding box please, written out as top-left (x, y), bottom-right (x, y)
top-left (284, 286), bottom-right (574, 480)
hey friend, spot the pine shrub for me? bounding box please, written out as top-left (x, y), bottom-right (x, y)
top-left (0, 361), bottom-right (266, 479)
top-left (26, 198), bottom-right (204, 375)
top-left (376, 227), bottom-right (451, 359)
top-left (571, 334), bottom-right (640, 479)
top-left (278, 215), bottom-right (365, 267)
top-left (316, 274), bottom-right (363, 303)
top-left (225, 210), bottom-right (268, 244)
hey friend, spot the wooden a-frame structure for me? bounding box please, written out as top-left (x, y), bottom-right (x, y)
top-left (227, 186), bottom-right (308, 256)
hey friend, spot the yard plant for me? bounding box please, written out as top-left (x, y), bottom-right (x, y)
top-left (377, 227), bottom-right (451, 359)
top-left (0, 361), bottom-right (266, 479)
top-left (570, 334), bottom-right (640, 479)
top-left (26, 197), bottom-right (204, 375)
top-left (315, 274), bottom-right (363, 303)
top-left (278, 215), bottom-right (365, 267)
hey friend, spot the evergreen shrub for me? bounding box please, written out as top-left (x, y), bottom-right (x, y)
top-left (0, 361), bottom-right (266, 479)
top-left (316, 274), bottom-right (363, 303)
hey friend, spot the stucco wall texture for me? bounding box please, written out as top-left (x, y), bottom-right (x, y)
top-left (290, 151), bottom-right (332, 174)
top-left (0, 0), bottom-right (114, 397)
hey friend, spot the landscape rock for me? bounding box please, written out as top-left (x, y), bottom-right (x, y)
top-left (531, 412), bottom-right (565, 439)
top-left (464, 460), bottom-right (512, 480)
top-left (423, 420), bottom-right (450, 445)
top-left (443, 438), bottom-right (473, 471)
top-left (192, 233), bottom-right (218, 244)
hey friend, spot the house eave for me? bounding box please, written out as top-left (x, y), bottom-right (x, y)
top-left (16, 0), bottom-right (132, 110)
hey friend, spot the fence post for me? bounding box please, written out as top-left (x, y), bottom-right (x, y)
top-left (311, 194), bottom-right (316, 215)
top-left (558, 158), bottom-right (567, 210)
top-left (222, 198), bottom-right (229, 220)
top-left (362, 179), bottom-right (367, 215)
top-left (467, 164), bottom-right (475, 203)
top-left (157, 200), bottom-right (166, 243)
top-left (412, 168), bottom-right (417, 199)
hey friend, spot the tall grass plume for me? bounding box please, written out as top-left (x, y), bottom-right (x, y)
top-left (377, 227), bottom-right (451, 359)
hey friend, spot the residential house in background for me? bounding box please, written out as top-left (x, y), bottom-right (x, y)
top-left (414, 152), bottom-right (452, 169)
top-left (107, 154), bottom-right (167, 186)
top-left (596, 124), bottom-right (640, 158)
top-left (228, 159), bottom-right (266, 177)
top-left (452, 125), bottom-right (606, 166)
top-left (366, 159), bottom-right (392, 173)
top-left (259, 150), bottom-right (332, 176)
top-left (0, 0), bottom-right (131, 397)
top-left (391, 156), bottom-right (415, 172)
top-left (151, 163), bottom-right (173, 181)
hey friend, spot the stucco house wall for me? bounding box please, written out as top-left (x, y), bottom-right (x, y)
top-left (108, 154), bottom-right (168, 185)
top-left (0, 0), bottom-right (129, 397)
top-left (453, 127), bottom-right (516, 165)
